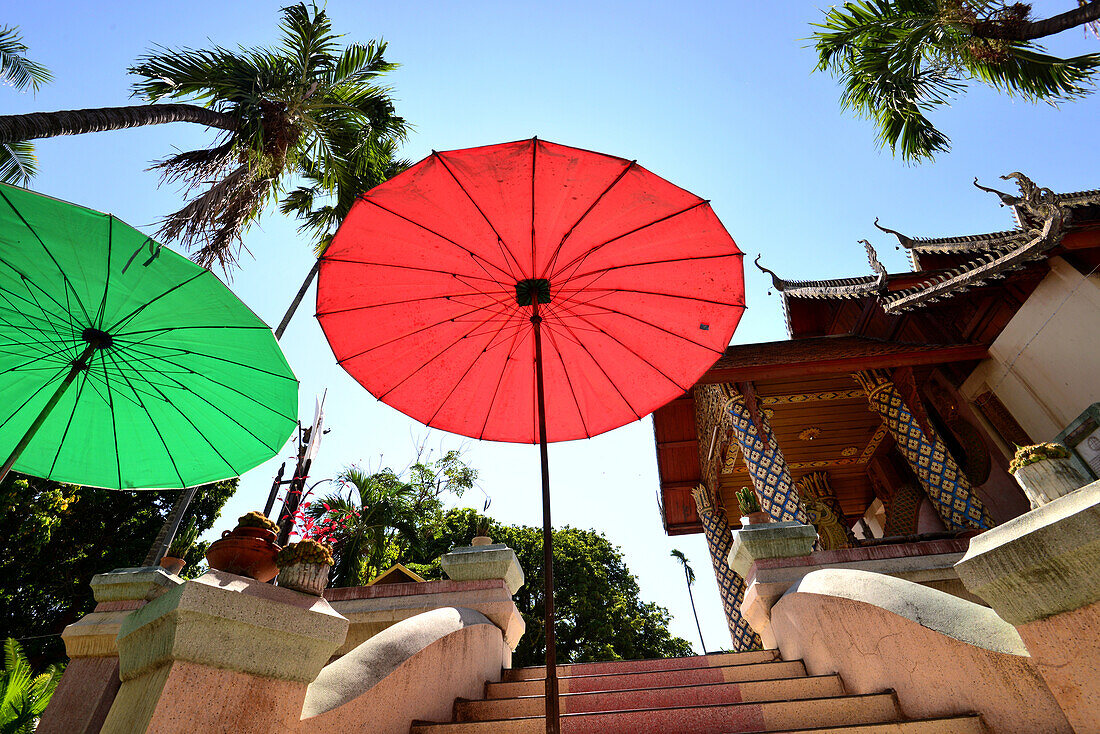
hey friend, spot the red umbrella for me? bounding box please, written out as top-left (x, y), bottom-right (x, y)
top-left (317, 138), bottom-right (744, 733)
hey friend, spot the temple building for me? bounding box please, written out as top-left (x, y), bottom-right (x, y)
top-left (652, 172), bottom-right (1100, 648)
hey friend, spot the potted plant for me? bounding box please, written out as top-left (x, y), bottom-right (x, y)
top-left (737, 486), bottom-right (770, 526)
top-left (276, 539), bottom-right (334, 595)
top-left (1009, 443), bottom-right (1087, 508)
top-left (160, 518), bottom-right (199, 576)
top-left (205, 511), bottom-right (281, 581)
top-left (472, 517), bottom-right (493, 546)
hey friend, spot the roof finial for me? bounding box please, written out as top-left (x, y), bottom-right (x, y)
top-left (873, 218), bottom-right (914, 249)
top-left (859, 240), bottom-right (886, 276)
top-left (973, 177), bottom-right (1020, 207)
top-left (754, 254), bottom-right (787, 294)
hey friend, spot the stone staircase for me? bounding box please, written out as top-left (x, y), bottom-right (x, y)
top-left (410, 650), bottom-right (986, 733)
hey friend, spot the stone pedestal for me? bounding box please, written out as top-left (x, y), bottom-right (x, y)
top-left (956, 480), bottom-right (1100, 733)
top-left (38, 567), bottom-right (181, 734)
top-left (440, 543), bottom-right (524, 595)
top-left (729, 522), bottom-right (818, 648)
top-left (99, 569), bottom-right (348, 734)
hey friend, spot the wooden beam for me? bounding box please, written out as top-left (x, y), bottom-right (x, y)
top-left (699, 343), bottom-right (989, 384)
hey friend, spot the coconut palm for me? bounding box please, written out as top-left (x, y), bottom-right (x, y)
top-left (670, 548), bottom-right (707, 654)
top-left (0, 637), bottom-right (60, 733)
top-left (306, 466), bottom-right (419, 588)
top-left (0, 26), bottom-right (52, 185)
top-left (274, 130), bottom-right (411, 337)
top-left (0, 3), bottom-right (406, 271)
top-left (812, 1), bottom-right (1100, 162)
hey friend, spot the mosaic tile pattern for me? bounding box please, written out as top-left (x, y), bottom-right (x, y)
top-left (854, 371), bottom-right (992, 530)
top-left (692, 484), bottom-right (762, 651)
top-left (725, 391), bottom-right (810, 524)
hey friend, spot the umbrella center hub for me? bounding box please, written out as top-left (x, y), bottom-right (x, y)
top-left (81, 327), bottom-right (114, 350)
top-left (516, 279), bottom-right (551, 307)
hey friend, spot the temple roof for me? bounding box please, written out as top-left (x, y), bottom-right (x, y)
top-left (757, 172), bottom-right (1100, 328)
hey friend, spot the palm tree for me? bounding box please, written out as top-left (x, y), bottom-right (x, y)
top-left (0, 26), bottom-right (52, 185)
top-left (274, 129), bottom-right (411, 337)
top-left (812, 1), bottom-right (1100, 162)
top-left (0, 638), bottom-right (60, 733)
top-left (306, 466), bottom-right (419, 587)
top-left (670, 548), bottom-right (707, 654)
top-left (0, 4), bottom-right (406, 271)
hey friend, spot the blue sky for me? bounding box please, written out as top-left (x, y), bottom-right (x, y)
top-left (7, 1), bottom-right (1099, 653)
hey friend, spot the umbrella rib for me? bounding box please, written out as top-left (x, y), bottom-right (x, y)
top-left (0, 339), bottom-right (85, 377)
top-left (557, 285), bottom-right (745, 309)
top-left (103, 350), bottom-right (188, 488)
top-left (546, 298), bottom-right (690, 394)
top-left (115, 348), bottom-right (288, 452)
top-left (433, 151), bottom-right (527, 281)
top-left (95, 216), bottom-right (113, 329)
top-left (477, 320), bottom-right (532, 440)
top-left (0, 307), bottom-right (72, 358)
top-left (0, 279), bottom-right (77, 340)
top-left (424, 301), bottom-right (521, 428)
top-left (376, 293), bottom-right (520, 401)
top-left (0, 190), bottom-right (94, 326)
top-left (318, 258), bottom-right (507, 288)
top-left (99, 351), bottom-right (123, 489)
top-left (111, 324), bottom-right (273, 338)
top-left (540, 324), bottom-right (591, 439)
top-left (0, 254), bottom-right (89, 333)
top-left (565, 252), bottom-right (743, 282)
top-left (549, 200), bottom-right (710, 285)
top-left (118, 347), bottom-right (297, 426)
top-left (330, 297), bottom-right (519, 366)
top-left (546, 293), bottom-right (728, 355)
top-left (46, 359), bottom-right (93, 479)
top-left (0, 362), bottom-right (71, 435)
top-left (108, 338), bottom-right (298, 381)
top-left (540, 160), bottom-right (635, 279)
top-left (353, 197), bottom-right (517, 287)
top-left (541, 302), bottom-right (640, 421)
top-left (20, 283), bottom-right (75, 352)
top-left (105, 271), bottom-right (207, 335)
top-left (314, 291), bottom-right (494, 319)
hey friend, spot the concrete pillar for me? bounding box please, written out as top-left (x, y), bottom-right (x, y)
top-left (691, 483), bottom-right (762, 651)
top-left (38, 567), bottom-right (182, 734)
top-left (854, 370), bottom-right (992, 530)
top-left (726, 389), bottom-right (809, 524)
top-left (99, 569), bottom-right (348, 734)
top-left (956, 481), bottom-right (1100, 733)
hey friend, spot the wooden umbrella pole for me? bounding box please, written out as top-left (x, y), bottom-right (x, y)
top-left (0, 342), bottom-right (97, 486)
top-left (531, 304), bottom-right (560, 734)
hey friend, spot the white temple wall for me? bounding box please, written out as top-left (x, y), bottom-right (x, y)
top-left (962, 257), bottom-right (1100, 444)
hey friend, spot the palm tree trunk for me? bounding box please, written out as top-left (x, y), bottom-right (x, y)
top-left (685, 578), bottom-right (707, 654)
top-left (0, 104), bottom-right (237, 144)
top-left (974, 1), bottom-right (1100, 40)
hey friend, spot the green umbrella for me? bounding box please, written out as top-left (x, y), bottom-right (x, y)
top-left (0, 183), bottom-right (298, 489)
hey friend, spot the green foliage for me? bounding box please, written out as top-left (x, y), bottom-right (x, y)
top-left (0, 473), bottom-right (236, 665)
top-left (127, 2), bottom-right (407, 270)
top-left (736, 486), bottom-right (761, 514)
top-left (0, 26), bottom-right (52, 186)
top-left (408, 508), bottom-right (694, 667)
top-left (0, 638), bottom-right (60, 733)
top-left (277, 540), bottom-right (334, 567)
top-left (167, 518), bottom-right (200, 558)
top-left (812, 0), bottom-right (1100, 161)
top-left (236, 510), bottom-right (278, 532)
top-left (1009, 442), bottom-right (1071, 473)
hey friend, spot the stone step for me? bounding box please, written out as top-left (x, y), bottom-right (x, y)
top-left (769, 714), bottom-right (987, 733)
top-left (503, 650), bottom-right (779, 681)
top-left (411, 691), bottom-right (901, 734)
top-left (487, 660), bottom-right (808, 698)
top-left (459, 674), bottom-right (844, 720)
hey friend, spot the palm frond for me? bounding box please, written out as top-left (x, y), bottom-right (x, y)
top-left (0, 26), bottom-right (52, 93)
top-left (0, 141), bottom-right (38, 185)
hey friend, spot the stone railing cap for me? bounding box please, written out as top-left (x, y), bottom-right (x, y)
top-left (91, 566), bottom-right (182, 603)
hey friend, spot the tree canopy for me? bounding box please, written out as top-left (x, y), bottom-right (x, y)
top-left (405, 508), bottom-right (694, 668)
top-left (812, 0), bottom-right (1100, 161)
top-left (0, 473), bottom-right (236, 666)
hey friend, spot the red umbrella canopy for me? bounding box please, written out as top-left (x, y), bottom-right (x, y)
top-left (317, 138), bottom-right (744, 443)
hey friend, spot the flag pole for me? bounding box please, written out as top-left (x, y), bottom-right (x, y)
top-left (530, 301), bottom-right (560, 734)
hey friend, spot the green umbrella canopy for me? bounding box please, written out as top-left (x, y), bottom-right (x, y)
top-left (0, 184), bottom-right (298, 489)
